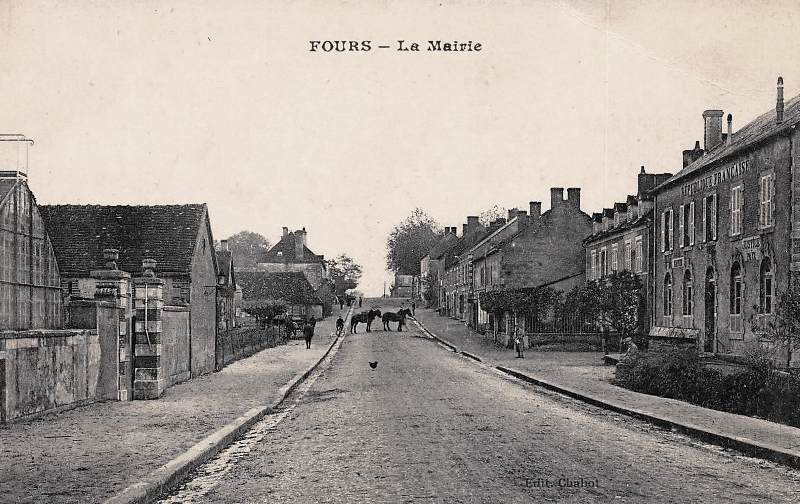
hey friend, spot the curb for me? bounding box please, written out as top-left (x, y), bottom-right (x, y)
top-left (460, 350), bottom-right (482, 362)
top-left (412, 320), bottom-right (457, 352)
top-left (104, 308), bottom-right (353, 504)
top-left (415, 314), bottom-right (800, 471)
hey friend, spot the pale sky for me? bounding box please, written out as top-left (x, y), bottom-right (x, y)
top-left (3, 0), bottom-right (800, 295)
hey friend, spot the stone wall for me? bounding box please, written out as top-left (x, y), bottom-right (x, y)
top-left (0, 328), bottom-right (106, 423)
top-left (188, 218), bottom-right (218, 377)
top-left (162, 305), bottom-right (191, 387)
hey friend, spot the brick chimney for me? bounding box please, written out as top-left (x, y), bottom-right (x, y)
top-left (703, 110), bottom-right (724, 152)
top-left (220, 239), bottom-right (229, 251)
top-left (592, 213), bottom-right (602, 234)
top-left (529, 201), bottom-right (541, 222)
top-left (681, 142), bottom-right (704, 168)
top-left (777, 76), bottom-right (784, 123)
top-left (726, 114), bottom-right (733, 146)
top-left (550, 188), bottom-right (564, 209)
top-left (467, 215), bottom-right (480, 232)
top-left (282, 226), bottom-right (289, 237)
top-left (508, 208), bottom-right (519, 221)
top-left (567, 188), bottom-right (581, 209)
top-left (295, 228), bottom-right (306, 259)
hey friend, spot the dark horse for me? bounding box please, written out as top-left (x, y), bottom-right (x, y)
top-left (382, 308), bottom-right (412, 331)
top-left (350, 309), bottom-right (381, 333)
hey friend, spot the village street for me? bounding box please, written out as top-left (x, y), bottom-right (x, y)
top-left (161, 300), bottom-right (800, 504)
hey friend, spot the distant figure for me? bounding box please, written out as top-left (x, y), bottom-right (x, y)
top-left (335, 316), bottom-right (345, 336)
top-left (358, 297), bottom-right (363, 308)
top-left (303, 320), bottom-right (314, 349)
top-left (339, 298), bottom-right (344, 310)
top-left (620, 337), bottom-right (639, 362)
top-left (369, 361), bottom-right (378, 369)
top-left (514, 328), bottom-right (524, 359)
top-left (411, 302), bottom-right (416, 316)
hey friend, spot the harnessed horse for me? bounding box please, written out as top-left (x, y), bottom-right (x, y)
top-left (350, 309), bottom-right (381, 333)
top-left (382, 308), bottom-right (412, 331)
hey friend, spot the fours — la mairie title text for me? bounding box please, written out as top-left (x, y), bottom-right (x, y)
top-left (309, 40), bottom-right (483, 53)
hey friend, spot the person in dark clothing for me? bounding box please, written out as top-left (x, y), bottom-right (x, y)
top-left (411, 302), bottom-right (416, 316)
top-left (335, 316), bottom-right (345, 336)
top-left (339, 299), bottom-right (344, 310)
top-left (303, 320), bottom-right (314, 349)
top-left (358, 297), bottom-right (362, 308)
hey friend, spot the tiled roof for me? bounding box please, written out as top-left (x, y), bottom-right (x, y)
top-left (39, 204), bottom-right (210, 277)
top-left (657, 92), bottom-right (800, 190)
top-left (444, 225), bottom-right (488, 268)
top-left (583, 209), bottom-right (654, 244)
top-left (427, 233), bottom-right (459, 260)
top-left (236, 271), bottom-right (322, 305)
top-left (261, 233), bottom-right (323, 264)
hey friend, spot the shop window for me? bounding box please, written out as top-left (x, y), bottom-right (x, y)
top-left (682, 269), bottom-right (694, 318)
top-left (730, 262), bottom-right (743, 333)
top-left (760, 258), bottom-right (773, 315)
top-left (663, 273), bottom-right (673, 324)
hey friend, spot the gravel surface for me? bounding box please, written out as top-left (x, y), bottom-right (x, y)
top-left (177, 319), bottom-right (800, 503)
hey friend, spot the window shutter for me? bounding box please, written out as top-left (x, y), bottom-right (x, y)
top-left (770, 175), bottom-right (775, 225)
top-left (660, 212), bottom-right (665, 252)
top-left (712, 194), bottom-right (718, 240)
top-left (668, 210), bottom-right (674, 250)
top-left (678, 205), bottom-right (684, 248)
top-left (702, 197), bottom-right (707, 243)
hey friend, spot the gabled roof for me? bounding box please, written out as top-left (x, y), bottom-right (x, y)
top-left (39, 204), bottom-right (213, 277)
top-left (215, 249), bottom-right (237, 291)
top-left (427, 233), bottom-right (459, 260)
top-left (236, 271), bottom-right (322, 306)
top-left (444, 225), bottom-right (488, 268)
top-left (261, 232), bottom-right (323, 264)
top-left (657, 92), bottom-right (800, 190)
top-left (583, 209), bottom-right (654, 245)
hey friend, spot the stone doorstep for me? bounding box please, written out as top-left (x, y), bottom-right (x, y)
top-left (133, 378), bottom-right (166, 400)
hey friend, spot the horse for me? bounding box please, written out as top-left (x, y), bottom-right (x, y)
top-left (382, 308), bottom-right (412, 331)
top-left (350, 309), bottom-right (381, 333)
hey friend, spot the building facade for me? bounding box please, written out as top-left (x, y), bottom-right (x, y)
top-left (419, 227), bottom-right (458, 308)
top-left (584, 168), bottom-right (671, 335)
top-left (652, 78), bottom-right (800, 365)
top-left (257, 227), bottom-right (328, 290)
top-left (441, 216), bottom-right (485, 320)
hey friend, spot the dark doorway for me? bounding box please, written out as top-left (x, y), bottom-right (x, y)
top-left (704, 268), bottom-right (716, 353)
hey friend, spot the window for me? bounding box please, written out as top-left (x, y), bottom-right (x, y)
top-left (731, 185), bottom-right (744, 236)
top-left (663, 273), bottom-right (673, 322)
top-left (730, 262), bottom-right (743, 333)
top-left (679, 204), bottom-right (685, 248)
top-left (759, 172), bottom-right (775, 228)
top-left (688, 202), bottom-right (695, 245)
top-left (624, 240), bottom-right (632, 271)
top-left (682, 270), bottom-right (693, 317)
top-left (634, 237), bottom-right (643, 273)
top-left (661, 209), bottom-right (674, 251)
top-left (760, 258), bottom-right (773, 315)
top-left (703, 194), bottom-right (718, 242)
top-left (600, 248), bottom-right (608, 277)
top-left (590, 250), bottom-right (597, 280)
top-left (611, 244), bottom-right (618, 272)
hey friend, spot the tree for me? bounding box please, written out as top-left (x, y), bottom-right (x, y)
top-left (223, 231), bottom-right (271, 267)
top-left (585, 271), bottom-right (644, 350)
top-left (479, 205), bottom-right (507, 227)
top-left (421, 272), bottom-right (439, 307)
top-left (752, 275), bottom-right (800, 368)
top-left (326, 254), bottom-right (363, 297)
top-left (385, 208), bottom-right (442, 275)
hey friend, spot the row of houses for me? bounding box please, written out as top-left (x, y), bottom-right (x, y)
top-left (0, 134), bottom-right (330, 422)
top-left (421, 77), bottom-right (800, 366)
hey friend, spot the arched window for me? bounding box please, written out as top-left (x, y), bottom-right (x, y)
top-left (682, 270), bottom-right (693, 317)
top-left (760, 258), bottom-right (773, 315)
top-left (663, 273), bottom-right (673, 321)
top-left (730, 262), bottom-right (743, 333)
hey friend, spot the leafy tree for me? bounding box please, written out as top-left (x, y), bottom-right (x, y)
top-left (385, 208), bottom-right (442, 275)
top-left (421, 272), bottom-right (439, 306)
top-left (479, 205), bottom-right (507, 227)
top-left (585, 271), bottom-right (644, 349)
top-left (326, 254), bottom-right (363, 297)
top-left (752, 275), bottom-right (800, 368)
top-left (222, 231), bottom-right (271, 267)
top-left (241, 302), bottom-right (286, 328)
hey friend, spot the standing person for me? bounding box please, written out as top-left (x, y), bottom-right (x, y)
top-left (358, 297), bottom-right (362, 308)
top-left (339, 298), bottom-right (344, 310)
top-left (303, 319), bottom-right (314, 349)
top-left (514, 325), bottom-right (525, 359)
top-left (411, 301), bottom-right (416, 316)
top-left (335, 316), bottom-right (345, 336)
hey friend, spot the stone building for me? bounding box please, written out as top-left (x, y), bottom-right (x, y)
top-left (584, 168), bottom-right (671, 334)
top-left (420, 227), bottom-right (458, 308)
top-left (216, 239), bottom-right (238, 331)
top-left (441, 216), bottom-right (485, 320)
top-left (470, 208), bottom-right (531, 331)
top-left (39, 203), bottom-right (220, 377)
top-left (257, 227), bottom-right (328, 289)
top-left (651, 77), bottom-right (799, 365)
top-left (237, 271), bottom-right (324, 320)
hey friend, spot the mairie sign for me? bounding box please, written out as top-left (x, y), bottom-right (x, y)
top-left (681, 159), bottom-right (751, 197)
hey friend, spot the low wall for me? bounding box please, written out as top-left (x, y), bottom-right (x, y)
top-left (215, 326), bottom-right (288, 370)
top-left (162, 306), bottom-right (191, 387)
top-left (0, 329), bottom-right (103, 423)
